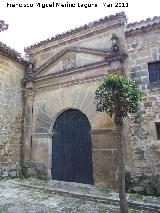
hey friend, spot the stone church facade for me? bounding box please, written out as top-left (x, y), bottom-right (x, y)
top-left (0, 12), bottom-right (160, 193)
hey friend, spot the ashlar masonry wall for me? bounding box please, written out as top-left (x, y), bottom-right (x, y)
top-left (23, 13), bottom-right (127, 186)
top-left (0, 53), bottom-right (25, 178)
top-left (124, 23), bottom-right (160, 194)
top-left (23, 13), bottom-right (160, 192)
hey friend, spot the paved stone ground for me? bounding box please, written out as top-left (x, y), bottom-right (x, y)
top-left (0, 179), bottom-right (159, 213)
top-left (0, 180), bottom-right (120, 213)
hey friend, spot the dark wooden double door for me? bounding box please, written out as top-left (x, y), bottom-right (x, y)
top-left (52, 109), bottom-right (94, 184)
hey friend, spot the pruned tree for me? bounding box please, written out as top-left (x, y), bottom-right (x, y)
top-left (95, 74), bottom-right (142, 213)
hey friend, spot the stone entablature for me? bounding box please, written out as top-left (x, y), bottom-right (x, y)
top-left (33, 47), bottom-right (111, 76)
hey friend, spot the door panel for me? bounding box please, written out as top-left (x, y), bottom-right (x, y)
top-left (52, 109), bottom-right (94, 184)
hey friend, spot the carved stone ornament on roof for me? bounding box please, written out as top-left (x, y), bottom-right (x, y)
top-left (111, 33), bottom-right (119, 53)
top-left (62, 52), bottom-right (76, 71)
top-left (101, 34), bottom-right (127, 63)
top-left (25, 62), bottom-right (34, 82)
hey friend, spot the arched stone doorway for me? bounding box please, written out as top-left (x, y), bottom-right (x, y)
top-left (52, 109), bottom-right (94, 184)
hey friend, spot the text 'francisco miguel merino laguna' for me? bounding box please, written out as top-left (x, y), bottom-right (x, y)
top-left (7, 2), bottom-right (99, 8)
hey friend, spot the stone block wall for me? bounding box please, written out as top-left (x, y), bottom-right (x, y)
top-left (0, 54), bottom-right (25, 178)
top-left (29, 80), bottom-right (118, 186)
top-left (23, 13), bottom-right (160, 192)
top-left (124, 26), bottom-right (160, 194)
top-left (24, 15), bottom-right (126, 184)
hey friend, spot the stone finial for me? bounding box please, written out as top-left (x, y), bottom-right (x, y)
top-left (22, 60), bottom-right (35, 99)
top-left (25, 62), bottom-right (34, 82)
top-left (111, 33), bottom-right (119, 52)
top-left (24, 52), bottom-right (33, 62)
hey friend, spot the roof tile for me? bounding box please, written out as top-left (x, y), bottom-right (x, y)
top-left (25, 12), bottom-right (126, 51)
top-left (0, 42), bottom-right (28, 65)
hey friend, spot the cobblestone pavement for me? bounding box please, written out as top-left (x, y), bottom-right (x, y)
top-left (0, 179), bottom-right (159, 213)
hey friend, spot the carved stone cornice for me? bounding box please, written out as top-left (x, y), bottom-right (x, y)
top-left (35, 75), bottom-right (104, 91)
top-left (33, 47), bottom-right (111, 77)
top-left (34, 60), bottom-right (110, 82)
top-left (34, 67), bottom-right (124, 92)
top-left (24, 36), bottom-right (127, 92)
top-left (33, 50), bottom-right (127, 81)
top-left (106, 51), bottom-right (128, 63)
top-left (22, 48), bottom-right (127, 94)
top-left (25, 12), bottom-right (126, 53)
top-left (125, 22), bottom-right (160, 37)
top-left (126, 15), bottom-right (160, 29)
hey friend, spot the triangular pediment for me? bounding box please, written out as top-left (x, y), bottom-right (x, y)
top-left (34, 47), bottom-right (110, 77)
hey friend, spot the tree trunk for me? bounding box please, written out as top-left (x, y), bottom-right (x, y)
top-left (116, 119), bottom-right (128, 213)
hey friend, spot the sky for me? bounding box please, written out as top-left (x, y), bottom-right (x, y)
top-left (0, 0), bottom-right (160, 54)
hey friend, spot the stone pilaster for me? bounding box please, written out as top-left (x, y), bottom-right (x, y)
top-left (23, 82), bottom-right (34, 161)
top-left (23, 62), bottom-right (35, 162)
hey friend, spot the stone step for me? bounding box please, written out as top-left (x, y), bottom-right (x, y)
top-left (11, 178), bottom-right (160, 212)
top-left (14, 178), bottom-right (106, 196)
top-left (47, 179), bottom-right (102, 195)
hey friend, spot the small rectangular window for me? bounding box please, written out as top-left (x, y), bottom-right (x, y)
top-left (148, 61), bottom-right (160, 83)
top-left (156, 123), bottom-right (160, 140)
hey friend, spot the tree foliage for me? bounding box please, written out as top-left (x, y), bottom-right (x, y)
top-left (95, 74), bottom-right (143, 123)
top-left (95, 74), bottom-right (143, 213)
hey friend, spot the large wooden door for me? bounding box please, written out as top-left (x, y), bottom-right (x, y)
top-left (52, 109), bottom-right (94, 184)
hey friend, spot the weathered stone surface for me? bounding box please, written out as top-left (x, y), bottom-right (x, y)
top-left (1, 13), bottom-right (160, 193)
top-left (125, 24), bottom-right (160, 193)
top-left (7, 207), bottom-right (24, 213)
top-left (0, 179), bottom-right (160, 212)
top-left (0, 54), bottom-right (25, 178)
top-left (23, 15), bottom-right (160, 191)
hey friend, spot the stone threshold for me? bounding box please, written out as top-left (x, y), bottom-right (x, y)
top-left (10, 179), bottom-right (160, 212)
